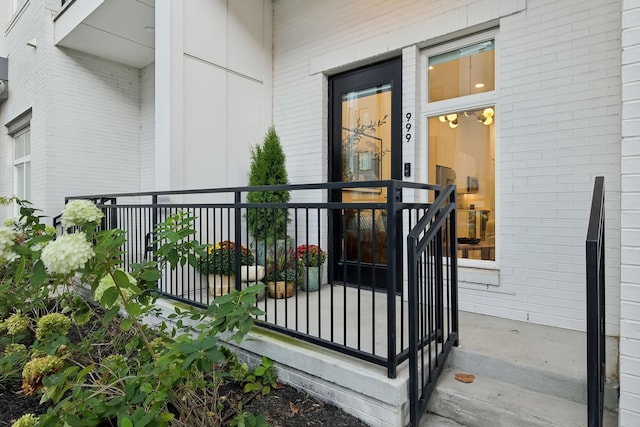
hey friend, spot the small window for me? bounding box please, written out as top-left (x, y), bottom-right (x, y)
top-left (14, 127), bottom-right (31, 201)
top-left (428, 40), bottom-right (495, 102)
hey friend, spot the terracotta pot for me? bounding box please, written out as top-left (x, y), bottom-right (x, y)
top-left (267, 281), bottom-right (295, 299)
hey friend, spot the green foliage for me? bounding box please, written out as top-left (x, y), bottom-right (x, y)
top-left (35, 313), bottom-right (71, 342)
top-left (11, 413), bottom-right (39, 427)
top-left (231, 402), bottom-right (269, 427)
top-left (0, 199), bottom-right (55, 319)
top-left (4, 311), bottom-right (29, 336)
top-left (246, 127), bottom-right (291, 242)
top-left (243, 356), bottom-right (278, 395)
top-left (0, 346), bottom-right (29, 387)
top-left (0, 196), bottom-right (273, 426)
top-left (264, 245), bottom-right (300, 283)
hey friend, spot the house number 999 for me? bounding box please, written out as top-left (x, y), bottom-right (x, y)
top-left (405, 112), bottom-right (412, 143)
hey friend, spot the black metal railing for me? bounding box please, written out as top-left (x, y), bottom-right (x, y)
top-left (586, 176), bottom-right (605, 427)
top-left (63, 180), bottom-right (456, 382)
top-left (407, 183), bottom-right (459, 426)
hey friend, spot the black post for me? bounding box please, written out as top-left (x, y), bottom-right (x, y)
top-left (586, 176), bottom-right (605, 427)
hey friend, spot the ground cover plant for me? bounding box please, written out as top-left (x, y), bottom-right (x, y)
top-left (0, 197), bottom-right (367, 427)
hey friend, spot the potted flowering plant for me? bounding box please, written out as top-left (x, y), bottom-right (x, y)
top-left (197, 240), bottom-right (255, 296)
top-left (295, 244), bottom-right (326, 292)
top-left (264, 246), bottom-right (298, 298)
top-left (295, 244), bottom-right (327, 267)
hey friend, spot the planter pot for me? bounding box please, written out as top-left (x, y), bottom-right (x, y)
top-left (267, 281), bottom-right (295, 299)
top-left (240, 265), bottom-right (265, 282)
top-left (209, 274), bottom-right (235, 296)
top-left (300, 266), bottom-right (323, 292)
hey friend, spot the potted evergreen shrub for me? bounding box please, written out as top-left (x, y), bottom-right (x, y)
top-left (246, 126), bottom-right (292, 265)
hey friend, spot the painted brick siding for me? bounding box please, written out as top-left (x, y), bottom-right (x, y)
top-left (44, 48), bottom-right (142, 217)
top-left (620, 0), bottom-right (640, 424)
top-left (273, 0), bottom-right (621, 333)
top-left (498, 0), bottom-right (621, 332)
top-left (140, 63), bottom-right (155, 191)
top-left (0, 0), bottom-right (144, 219)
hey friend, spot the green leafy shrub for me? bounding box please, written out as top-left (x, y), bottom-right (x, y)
top-left (244, 356), bottom-right (278, 395)
top-left (4, 343), bottom-right (27, 356)
top-left (1, 197), bottom-right (270, 426)
top-left (22, 355), bottom-right (64, 395)
top-left (5, 312), bottom-right (29, 336)
top-left (11, 413), bottom-right (39, 427)
top-left (35, 313), bottom-right (71, 342)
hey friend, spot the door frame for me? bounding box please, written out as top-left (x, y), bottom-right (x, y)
top-left (328, 57), bottom-right (403, 291)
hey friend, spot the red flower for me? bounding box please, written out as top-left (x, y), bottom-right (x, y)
top-left (295, 244), bottom-right (326, 267)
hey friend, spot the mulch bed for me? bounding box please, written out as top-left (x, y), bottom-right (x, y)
top-left (0, 306), bottom-right (368, 427)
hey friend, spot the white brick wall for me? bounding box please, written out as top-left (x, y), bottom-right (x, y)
top-left (0, 0), bottom-right (144, 220)
top-left (273, 0), bottom-right (622, 333)
top-left (620, 0), bottom-right (640, 424)
top-left (140, 63), bottom-right (155, 190)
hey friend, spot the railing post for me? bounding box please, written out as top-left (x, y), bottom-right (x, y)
top-left (234, 191), bottom-right (242, 291)
top-left (586, 176), bottom-right (605, 427)
top-left (449, 187), bottom-right (459, 346)
top-left (407, 230), bottom-right (419, 427)
top-left (385, 180), bottom-right (401, 378)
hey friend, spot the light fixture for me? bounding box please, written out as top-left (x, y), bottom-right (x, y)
top-left (474, 83), bottom-right (485, 88)
top-left (476, 107), bottom-right (494, 125)
top-left (437, 107), bottom-right (495, 128)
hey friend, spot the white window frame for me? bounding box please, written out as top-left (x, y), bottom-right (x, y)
top-left (13, 127), bottom-right (31, 202)
top-left (420, 30), bottom-right (500, 269)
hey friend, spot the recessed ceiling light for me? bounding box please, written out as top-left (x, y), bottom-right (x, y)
top-left (474, 83), bottom-right (485, 88)
top-left (428, 66), bottom-right (434, 70)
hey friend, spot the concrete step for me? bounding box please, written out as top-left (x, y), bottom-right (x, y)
top-left (425, 312), bottom-right (619, 426)
top-left (427, 369), bottom-right (617, 427)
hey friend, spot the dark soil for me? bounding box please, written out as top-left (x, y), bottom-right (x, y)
top-left (0, 377), bottom-right (367, 427)
top-left (221, 383), bottom-right (368, 427)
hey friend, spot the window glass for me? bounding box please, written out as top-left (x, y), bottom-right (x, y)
top-left (428, 40), bottom-right (495, 102)
top-left (14, 128), bottom-right (31, 201)
top-left (428, 108), bottom-right (495, 261)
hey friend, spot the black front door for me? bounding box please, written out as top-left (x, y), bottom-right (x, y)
top-left (329, 58), bottom-right (402, 290)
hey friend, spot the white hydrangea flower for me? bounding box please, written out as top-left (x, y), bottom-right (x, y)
top-left (41, 233), bottom-right (94, 275)
top-left (3, 218), bottom-right (15, 227)
top-left (61, 199), bottom-right (104, 229)
top-left (0, 226), bottom-right (17, 262)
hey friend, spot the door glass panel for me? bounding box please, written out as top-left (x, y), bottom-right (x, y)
top-left (428, 107), bottom-right (496, 261)
top-left (341, 85), bottom-right (391, 266)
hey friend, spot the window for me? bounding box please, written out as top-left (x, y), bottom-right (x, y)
top-left (6, 109), bottom-right (33, 203)
top-left (14, 127), bottom-right (31, 201)
top-left (424, 34), bottom-right (497, 262)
